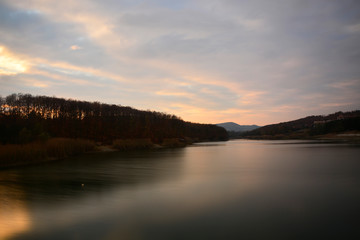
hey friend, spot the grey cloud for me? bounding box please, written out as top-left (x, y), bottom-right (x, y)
top-left (0, 1), bottom-right (108, 68)
top-left (120, 9), bottom-right (235, 34)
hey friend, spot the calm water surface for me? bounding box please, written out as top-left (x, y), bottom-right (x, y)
top-left (1, 140), bottom-right (360, 239)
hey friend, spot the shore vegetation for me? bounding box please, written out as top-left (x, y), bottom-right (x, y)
top-left (0, 138), bottom-right (95, 168)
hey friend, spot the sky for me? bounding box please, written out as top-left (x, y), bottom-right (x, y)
top-left (0, 0), bottom-right (360, 125)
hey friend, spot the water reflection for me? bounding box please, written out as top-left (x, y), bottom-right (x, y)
top-left (0, 176), bottom-right (31, 240)
top-left (6, 149), bottom-right (186, 204)
top-left (1, 140), bottom-right (360, 239)
top-left (1, 149), bottom-right (186, 239)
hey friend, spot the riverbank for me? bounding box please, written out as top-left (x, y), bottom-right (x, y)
top-left (0, 138), bottom-right (96, 169)
top-left (239, 131), bottom-right (360, 143)
top-left (314, 132), bottom-right (360, 143)
top-left (0, 137), bottom-right (197, 169)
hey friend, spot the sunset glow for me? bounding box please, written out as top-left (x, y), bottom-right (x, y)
top-left (0, 46), bottom-right (28, 75)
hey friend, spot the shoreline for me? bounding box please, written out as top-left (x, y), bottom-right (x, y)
top-left (234, 132), bottom-right (360, 144)
top-left (0, 137), bottom-right (202, 169)
top-left (4, 134), bottom-right (358, 170)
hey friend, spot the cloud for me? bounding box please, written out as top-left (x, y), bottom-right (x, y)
top-left (345, 23), bottom-right (360, 33)
top-left (70, 45), bottom-right (82, 51)
top-left (329, 79), bottom-right (360, 89)
top-left (0, 46), bottom-right (29, 75)
top-left (21, 78), bottom-right (50, 88)
top-left (1, 0), bottom-right (360, 125)
top-left (156, 90), bottom-right (192, 97)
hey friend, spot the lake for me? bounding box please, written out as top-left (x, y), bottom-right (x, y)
top-left (1, 140), bottom-right (360, 240)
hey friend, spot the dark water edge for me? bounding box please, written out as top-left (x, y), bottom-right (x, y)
top-left (0, 137), bottom-right (199, 169)
top-left (1, 140), bottom-right (360, 240)
top-left (238, 135), bottom-right (360, 143)
top-left (0, 138), bottom-right (96, 169)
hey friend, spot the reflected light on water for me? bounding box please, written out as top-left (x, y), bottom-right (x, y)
top-left (0, 184), bottom-right (31, 240)
top-left (1, 141), bottom-right (360, 239)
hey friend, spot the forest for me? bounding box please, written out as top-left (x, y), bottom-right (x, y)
top-left (0, 93), bottom-right (228, 145)
top-left (240, 110), bottom-right (360, 139)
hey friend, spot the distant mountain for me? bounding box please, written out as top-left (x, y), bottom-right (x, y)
top-left (216, 122), bottom-right (260, 132)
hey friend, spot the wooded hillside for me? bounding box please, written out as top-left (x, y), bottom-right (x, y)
top-left (0, 93), bottom-right (228, 144)
top-left (241, 111), bottom-right (360, 139)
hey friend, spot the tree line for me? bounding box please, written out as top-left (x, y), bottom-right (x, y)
top-left (0, 93), bottom-right (228, 144)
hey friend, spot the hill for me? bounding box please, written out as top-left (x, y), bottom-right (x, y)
top-left (241, 111), bottom-right (360, 140)
top-left (0, 93), bottom-right (228, 145)
top-left (216, 122), bottom-right (259, 132)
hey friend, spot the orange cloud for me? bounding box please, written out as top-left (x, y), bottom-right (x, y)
top-left (70, 45), bottom-right (82, 50)
top-left (0, 46), bottom-right (29, 75)
top-left (238, 91), bottom-right (266, 105)
top-left (155, 90), bottom-right (193, 97)
top-left (22, 78), bottom-right (50, 88)
top-left (28, 57), bottom-right (130, 85)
